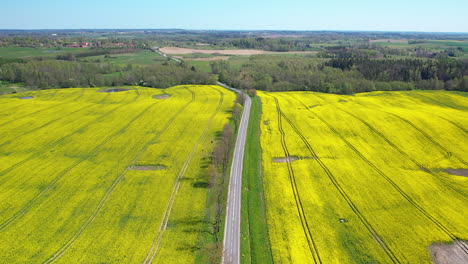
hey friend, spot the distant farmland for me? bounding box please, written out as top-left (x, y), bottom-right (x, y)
top-left (257, 90), bottom-right (467, 263)
top-left (0, 86), bottom-right (235, 263)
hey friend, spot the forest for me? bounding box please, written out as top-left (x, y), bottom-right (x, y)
top-left (213, 54), bottom-right (468, 94)
top-left (0, 60), bottom-right (214, 89)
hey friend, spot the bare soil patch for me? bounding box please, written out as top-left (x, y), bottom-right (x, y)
top-left (429, 240), bottom-right (468, 264)
top-left (99, 88), bottom-right (131, 93)
top-left (444, 169), bottom-right (468, 177)
top-left (273, 156), bottom-right (313, 163)
top-left (160, 47), bottom-right (317, 56)
top-left (127, 165), bottom-right (167, 171)
top-left (369, 39), bottom-right (408, 44)
top-left (188, 56), bottom-right (230, 61)
top-left (153, 94), bottom-right (171, 99)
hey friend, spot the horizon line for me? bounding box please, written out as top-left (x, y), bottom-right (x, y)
top-left (0, 28), bottom-right (467, 34)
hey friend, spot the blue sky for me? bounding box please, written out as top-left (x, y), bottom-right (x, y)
top-left (1, 0), bottom-right (467, 32)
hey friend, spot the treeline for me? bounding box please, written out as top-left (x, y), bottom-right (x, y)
top-left (201, 97), bottom-right (243, 263)
top-left (213, 56), bottom-right (468, 94)
top-left (0, 60), bottom-right (215, 89)
top-left (327, 58), bottom-right (467, 82)
top-left (229, 37), bottom-right (311, 52)
top-left (56, 48), bottom-right (143, 61)
top-left (0, 36), bottom-right (150, 48)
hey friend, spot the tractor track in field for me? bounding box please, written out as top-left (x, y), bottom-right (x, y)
top-left (42, 89), bottom-right (197, 264)
top-left (334, 106), bottom-right (467, 198)
top-left (349, 100), bottom-right (467, 167)
top-left (290, 96), bottom-right (468, 256)
top-left (430, 115), bottom-right (467, 135)
top-left (304, 93), bottom-right (467, 195)
top-left (0, 93), bottom-right (140, 181)
top-left (381, 111), bottom-right (467, 167)
top-left (391, 93), bottom-right (467, 134)
top-left (0, 104), bottom-right (97, 149)
top-left (271, 96), bottom-right (322, 264)
top-left (0, 90), bottom-right (137, 148)
top-left (0, 89), bottom-right (85, 118)
top-left (142, 88), bottom-right (224, 264)
top-left (0, 90), bottom-right (110, 129)
top-left (412, 93), bottom-right (468, 111)
top-left (274, 96), bottom-right (401, 264)
top-left (0, 88), bottom-right (176, 232)
top-left (0, 103), bottom-right (34, 115)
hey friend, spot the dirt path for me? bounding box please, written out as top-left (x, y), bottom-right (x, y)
top-left (160, 47), bottom-right (317, 56)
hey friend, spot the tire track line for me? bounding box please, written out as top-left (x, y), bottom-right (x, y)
top-left (0, 92), bottom-right (139, 180)
top-left (347, 95), bottom-right (467, 165)
top-left (0, 89), bottom-right (109, 129)
top-left (335, 106), bottom-right (467, 198)
top-left (269, 95), bottom-right (322, 264)
top-left (412, 93), bottom-right (467, 111)
top-left (0, 90), bottom-right (168, 231)
top-left (42, 89), bottom-right (196, 264)
top-left (291, 95), bottom-right (468, 255)
top-left (142, 88), bottom-right (224, 264)
top-left (396, 94), bottom-right (468, 135)
top-left (0, 103), bottom-right (33, 115)
top-left (349, 98), bottom-right (468, 167)
top-left (0, 103), bottom-right (96, 149)
top-left (276, 96), bottom-right (400, 264)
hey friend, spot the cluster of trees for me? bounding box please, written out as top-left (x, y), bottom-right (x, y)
top-left (212, 55), bottom-right (468, 94)
top-left (0, 60), bottom-right (215, 89)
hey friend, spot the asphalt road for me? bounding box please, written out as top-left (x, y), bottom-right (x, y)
top-left (217, 82), bottom-right (251, 264)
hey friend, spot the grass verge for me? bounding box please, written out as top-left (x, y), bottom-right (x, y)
top-left (241, 96), bottom-right (273, 264)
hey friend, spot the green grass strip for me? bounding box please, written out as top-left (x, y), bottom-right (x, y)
top-left (241, 96), bottom-right (273, 264)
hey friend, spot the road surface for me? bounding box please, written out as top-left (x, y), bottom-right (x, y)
top-left (154, 46), bottom-right (249, 263)
top-left (217, 82), bottom-right (251, 264)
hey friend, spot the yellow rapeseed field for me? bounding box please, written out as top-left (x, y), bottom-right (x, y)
top-left (258, 90), bottom-right (467, 263)
top-left (0, 85), bottom-right (235, 263)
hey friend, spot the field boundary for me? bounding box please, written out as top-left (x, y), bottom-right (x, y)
top-left (240, 96), bottom-right (274, 264)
